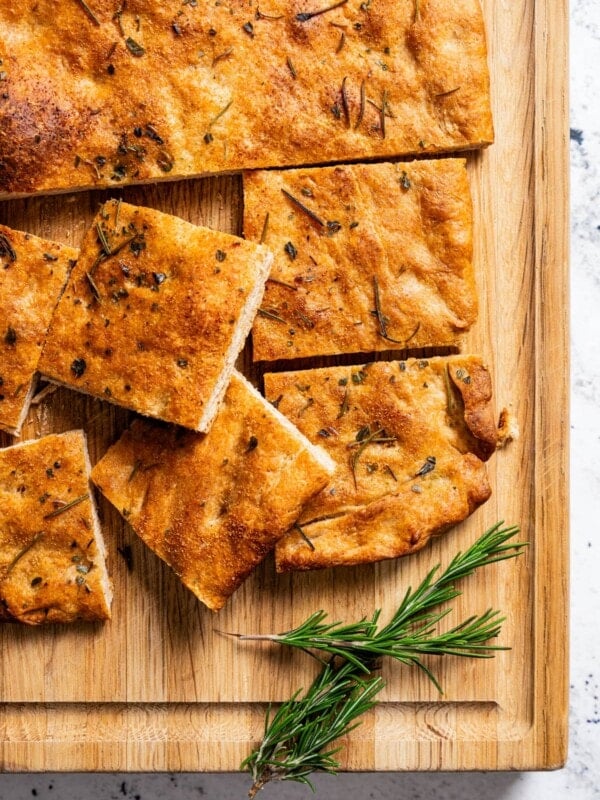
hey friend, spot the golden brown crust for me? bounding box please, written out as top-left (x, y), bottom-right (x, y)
top-left (264, 356), bottom-right (497, 571)
top-left (0, 1), bottom-right (492, 197)
top-left (245, 159), bottom-right (476, 360)
top-left (38, 200), bottom-right (272, 432)
top-left (0, 225), bottom-right (76, 436)
top-left (90, 371), bottom-right (333, 610)
top-left (0, 431), bottom-right (112, 624)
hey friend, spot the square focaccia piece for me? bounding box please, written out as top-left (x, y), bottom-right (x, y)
top-left (39, 200), bottom-right (272, 432)
top-left (0, 1), bottom-right (492, 197)
top-left (0, 430), bottom-right (112, 624)
top-left (264, 356), bottom-right (498, 572)
top-left (0, 225), bottom-right (75, 436)
top-left (91, 371), bottom-right (334, 611)
top-left (245, 160), bottom-right (476, 361)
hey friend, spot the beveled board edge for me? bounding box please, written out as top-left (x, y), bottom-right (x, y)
top-left (528, 0), bottom-right (570, 771)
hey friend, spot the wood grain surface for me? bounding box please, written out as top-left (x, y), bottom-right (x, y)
top-left (0, 0), bottom-right (569, 772)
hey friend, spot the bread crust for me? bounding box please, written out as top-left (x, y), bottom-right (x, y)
top-left (0, 430), bottom-right (112, 624)
top-left (0, 225), bottom-right (76, 435)
top-left (38, 200), bottom-right (272, 431)
top-left (0, 1), bottom-right (492, 197)
top-left (245, 159), bottom-right (476, 360)
top-left (264, 356), bottom-right (497, 571)
top-left (90, 371), bottom-right (334, 610)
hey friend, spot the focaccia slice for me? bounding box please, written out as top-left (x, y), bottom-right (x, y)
top-left (0, 225), bottom-right (75, 436)
top-left (264, 357), bottom-right (498, 571)
top-left (39, 200), bottom-right (272, 432)
top-left (0, 1), bottom-right (492, 197)
top-left (245, 159), bottom-right (476, 360)
top-left (0, 430), bottom-right (112, 624)
top-left (91, 371), bottom-right (334, 611)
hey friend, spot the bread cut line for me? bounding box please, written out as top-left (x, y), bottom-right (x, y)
top-left (0, 0), bottom-right (493, 197)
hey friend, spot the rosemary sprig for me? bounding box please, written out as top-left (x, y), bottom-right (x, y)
top-left (234, 523), bottom-right (525, 684)
top-left (242, 661), bottom-right (384, 796)
top-left (239, 523), bottom-right (524, 794)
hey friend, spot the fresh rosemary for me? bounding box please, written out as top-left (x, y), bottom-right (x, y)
top-left (236, 523), bottom-right (525, 794)
top-left (241, 661), bottom-right (384, 797)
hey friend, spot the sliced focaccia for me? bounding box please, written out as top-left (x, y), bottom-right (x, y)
top-left (0, 1), bottom-right (492, 197)
top-left (91, 371), bottom-right (334, 611)
top-left (264, 356), bottom-right (498, 571)
top-left (39, 200), bottom-right (272, 432)
top-left (0, 225), bottom-right (76, 436)
top-left (0, 430), bottom-right (112, 624)
top-left (245, 159), bottom-right (476, 360)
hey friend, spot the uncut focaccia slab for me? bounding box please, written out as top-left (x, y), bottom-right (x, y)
top-left (0, 225), bottom-right (76, 436)
top-left (0, 430), bottom-right (112, 624)
top-left (39, 200), bottom-right (272, 432)
top-left (264, 357), bottom-right (498, 571)
top-left (91, 371), bottom-right (334, 611)
top-left (0, 0), bottom-right (492, 197)
top-left (245, 159), bottom-right (476, 361)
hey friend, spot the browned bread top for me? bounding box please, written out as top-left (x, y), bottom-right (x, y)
top-left (245, 159), bottom-right (476, 361)
top-left (39, 200), bottom-right (272, 432)
top-left (0, 430), bottom-right (112, 624)
top-left (91, 371), bottom-right (334, 610)
top-left (0, 225), bottom-right (76, 436)
top-left (0, 0), bottom-right (492, 197)
top-left (264, 356), bottom-right (497, 571)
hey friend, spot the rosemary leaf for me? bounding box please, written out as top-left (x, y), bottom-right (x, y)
top-left (75, 0), bottom-right (101, 26)
top-left (3, 532), bottom-right (45, 578)
top-left (281, 189), bottom-right (325, 228)
top-left (43, 493), bottom-right (89, 519)
top-left (236, 522), bottom-right (524, 676)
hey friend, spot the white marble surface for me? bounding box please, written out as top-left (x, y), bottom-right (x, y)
top-left (1, 2), bottom-right (599, 798)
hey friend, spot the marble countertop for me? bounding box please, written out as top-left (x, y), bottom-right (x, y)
top-left (1, 2), bottom-right (599, 798)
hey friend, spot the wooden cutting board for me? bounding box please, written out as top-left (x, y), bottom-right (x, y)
top-left (0, 0), bottom-right (568, 772)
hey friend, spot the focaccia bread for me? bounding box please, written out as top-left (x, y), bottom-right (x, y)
top-left (39, 200), bottom-right (272, 432)
top-left (0, 1), bottom-right (492, 197)
top-left (0, 225), bottom-right (76, 436)
top-left (0, 430), bottom-right (112, 624)
top-left (245, 159), bottom-right (476, 361)
top-left (264, 356), bottom-right (497, 571)
top-left (91, 371), bottom-right (335, 611)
